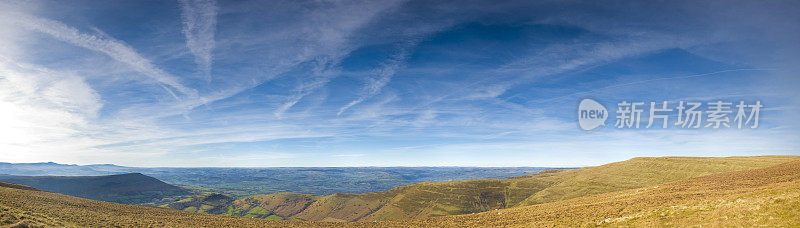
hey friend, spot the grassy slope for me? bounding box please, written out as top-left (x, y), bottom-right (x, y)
top-left (517, 155), bottom-right (798, 205)
top-left (2, 155), bottom-right (798, 227)
top-left (221, 156), bottom-right (798, 222)
top-left (390, 158), bottom-right (800, 227)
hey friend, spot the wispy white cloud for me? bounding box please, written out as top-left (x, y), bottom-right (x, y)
top-left (273, 0), bottom-right (406, 117)
top-left (3, 12), bottom-right (197, 100)
top-left (338, 43), bottom-right (413, 116)
top-left (179, 0), bottom-right (217, 83)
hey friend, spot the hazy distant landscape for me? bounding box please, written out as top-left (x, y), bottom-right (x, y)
top-left (150, 167), bottom-right (552, 197)
top-left (0, 162), bottom-right (551, 197)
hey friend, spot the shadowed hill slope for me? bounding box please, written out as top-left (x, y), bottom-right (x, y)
top-left (187, 156), bottom-right (797, 222)
top-left (1, 156), bottom-right (798, 227)
top-left (0, 173), bottom-right (190, 204)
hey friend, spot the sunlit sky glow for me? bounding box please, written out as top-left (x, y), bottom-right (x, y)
top-left (0, 0), bottom-right (798, 167)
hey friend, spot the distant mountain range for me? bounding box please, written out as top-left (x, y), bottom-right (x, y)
top-left (0, 173), bottom-right (190, 204)
top-left (0, 162), bottom-right (136, 176)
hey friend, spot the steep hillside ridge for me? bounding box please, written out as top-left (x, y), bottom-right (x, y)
top-left (226, 193), bottom-right (320, 220)
top-left (214, 156), bottom-right (797, 222)
top-left (0, 173), bottom-right (190, 204)
top-left (164, 193), bottom-right (235, 214)
top-left (389, 158), bottom-right (800, 227)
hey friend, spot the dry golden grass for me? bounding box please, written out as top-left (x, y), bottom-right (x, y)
top-left (2, 155), bottom-right (798, 227)
top-left (385, 158), bottom-right (800, 227)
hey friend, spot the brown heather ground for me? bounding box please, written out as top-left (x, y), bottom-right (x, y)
top-left (1, 155), bottom-right (799, 227)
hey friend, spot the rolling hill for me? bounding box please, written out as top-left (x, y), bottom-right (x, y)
top-left (390, 157), bottom-right (800, 227)
top-left (1, 155), bottom-right (798, 227)
top-left (0, 173), bottom-right (191, 204)
top-left (168, 156), bottom-right (798, 222)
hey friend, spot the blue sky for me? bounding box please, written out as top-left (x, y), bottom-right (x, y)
top-left (0, 0), bottom-right (798, 167)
